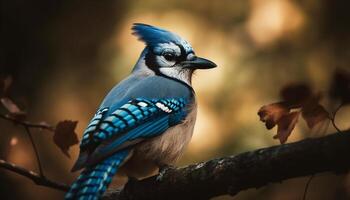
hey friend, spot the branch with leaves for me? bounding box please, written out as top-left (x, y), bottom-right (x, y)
top-left (103, 130), bottom-right (350, 200)
top-left (258, 84), bottom-right (330, 144)
top-left (257, 69), bottom-right (350, 144)
top-left (0, 76), bottom-right (79, 192)
top-left (0, 113), bottom-right (76, 191)
top-left (1, 129), bottom-right (349, 199)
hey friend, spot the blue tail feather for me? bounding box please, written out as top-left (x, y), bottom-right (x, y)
top-left (65, 149), bottom-right (130, 200)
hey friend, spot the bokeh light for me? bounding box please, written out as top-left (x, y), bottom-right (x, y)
top-left (1, 0), bottom-right (350, 199)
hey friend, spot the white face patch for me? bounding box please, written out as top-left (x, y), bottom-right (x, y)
top-left (159, 66), bottom-right (193, 86)
top-left (155, 55), bottom-right (176, 68)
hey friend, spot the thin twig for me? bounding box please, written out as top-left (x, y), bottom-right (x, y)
top-left (330, 104), bottom-right (343, 133)
top-left (0, 114), bottom-right (55, 131)
top-left (24, 126), bottom-right (44, 176)
top-left (0, 112), bottom-right (55, 176)
top-left (302, 117), bottom-right (331, 199)
top-left (302, 175), bottom-right (314, 200)
top-left (0, 159), bottom-right (69, 191)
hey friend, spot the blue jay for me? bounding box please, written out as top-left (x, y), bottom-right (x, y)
top-left (65, 23), bottom-right (216, 199)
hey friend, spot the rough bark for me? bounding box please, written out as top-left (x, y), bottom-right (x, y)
top-left (103, 131), bottom-right (350, 200)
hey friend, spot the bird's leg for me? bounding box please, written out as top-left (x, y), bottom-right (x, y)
top-left (158, 163), bottom-right (175, 172)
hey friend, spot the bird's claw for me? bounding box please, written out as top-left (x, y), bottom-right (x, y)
top-left (156, 164), bottom-right (175, 181)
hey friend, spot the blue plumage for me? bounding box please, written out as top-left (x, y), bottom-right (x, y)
top-left (65, 149), bottom-right (130, 200)
top-left (67, 98), bottom-right (188, 199)
top-left (66, 23), bottom-right (216, 200)
top-left (132, 23), bottom-right (179, 47)
top-left (132, 23), bottom-right (193, 54)
top-left (80, 98), bottom-right (186, 150)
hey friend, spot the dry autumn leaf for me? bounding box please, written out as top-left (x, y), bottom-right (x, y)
top-left (275, 111), bottom-right (300, 144)
top-left (1, 97), bottom-right (21, 113)
top-left (258, 83), bottom-right (330, 144)
top-left (0, 97), bottom-right (27, 120)
top-left (258, 102), bottom-right (289, 129)
top-left (302, 104), bottom-right (329, 129)
top-left (0, 76), bottom-right (12, 96)
top-left (280, 84), bottom-right (311, 107)
top-left (54, 120), bottom-right (79, 158)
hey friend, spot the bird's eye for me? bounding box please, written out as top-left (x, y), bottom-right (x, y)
top-left (163, 52), bottom-right (176, 61)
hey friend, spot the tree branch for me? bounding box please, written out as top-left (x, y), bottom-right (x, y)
top-left (0, 114), bottom-right (55, 131)
top-left (103, 130), bottom-right (350, 200)
top-left (0, 159), bottom-right (69, 191)
top-left (1, 130), bottom-right (349, 198)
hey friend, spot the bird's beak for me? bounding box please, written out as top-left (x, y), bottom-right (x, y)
top-left (182, 56), bottom-right (217, 69)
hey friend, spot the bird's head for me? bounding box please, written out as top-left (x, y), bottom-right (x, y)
top-left (132, 23), bottom-right (216, 85)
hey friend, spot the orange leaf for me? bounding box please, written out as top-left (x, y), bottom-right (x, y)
top-left (275, 111), bottom-right (300, 144)
top-left (54, 120), bottom-right (79, 158)
top-left (258, 102), bottom-right (289, 129)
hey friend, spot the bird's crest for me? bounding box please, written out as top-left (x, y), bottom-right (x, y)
top-left (132, 23), bottom-right (193, 53)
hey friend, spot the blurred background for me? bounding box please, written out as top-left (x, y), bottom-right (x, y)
top-left (1, 0), bottom-right (350, 199)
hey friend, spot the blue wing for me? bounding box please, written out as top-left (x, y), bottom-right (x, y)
top-left (71, 97), bottom-right (188, 171)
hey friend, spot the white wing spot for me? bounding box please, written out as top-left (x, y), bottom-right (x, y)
top-left (137, 102), bottom-right (148, 107)
top-left (156, 102), bottom-right (172, 113)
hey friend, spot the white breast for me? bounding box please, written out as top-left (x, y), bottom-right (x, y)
top-left (120, 102), bottom-right (197, 178)
top-left (138, 102), bottom-right (197, 164)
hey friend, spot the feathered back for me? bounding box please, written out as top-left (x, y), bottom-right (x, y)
top-left (132, 23), bottom-right (193, 53)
